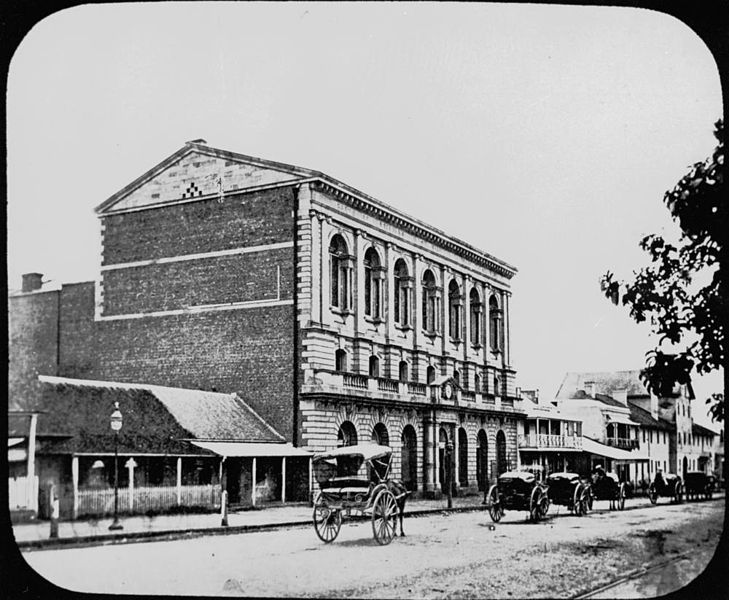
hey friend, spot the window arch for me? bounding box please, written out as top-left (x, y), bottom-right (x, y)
top-left (427, 365), bottom-right (436, 384)
top-left (399, 360), bottom-right (409, 382)
top-left (421, 269), bottom-right (439, 334)
top-left (329, 234), bottom-right (352, 310)
top-left (477, 430), bottom-right (488, 490)
top-left (394, 259), bottom-right (412, 327)
top-left (453, 369), bottom-right (460, 388)
top-left (364, 247), bottom-right (383, 319)
top-left (335, 349), bottom-right (347, 372)
top-left (337, 421), bottom-right (358, 447)
top-left (401, 425), bottom-right (418, 491)
top-left (496, 430), bottom-right (508, 475)
top-left (489, 295), bottom-right (502, 352)
top-left (469, 288), bottom-right (482, 346)
top-left (448, 280), bottom-right (462, 340)
top-left (372, 423), bottom-right (389, 447)
top-left (369, 355), bottom-right (380, 378)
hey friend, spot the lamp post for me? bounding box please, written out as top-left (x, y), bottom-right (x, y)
top-left (109, 401), bottom-right (123, 531)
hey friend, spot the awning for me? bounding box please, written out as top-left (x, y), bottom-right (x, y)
top-left (606, 414), bottom-right (641, 427)
top-left (189, 441), bottom-right (312, 458)
top-left (581, 437), bottom-right (649, 461)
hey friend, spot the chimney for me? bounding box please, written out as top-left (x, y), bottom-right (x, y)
top-left (21, 273), bottom-right (43, 293)
top-left (612, 389), bottom-right (628, 405)
top-left (585, 381), bottom-right (597, 398)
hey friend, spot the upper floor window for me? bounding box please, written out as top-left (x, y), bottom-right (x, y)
top-left (364, 248), bottom-right (384, 320)
top-left (494, 374), bottom-right (501, 396)
top-left (489, 295), bottom-right (502, 352)
top-left (393, 259), bottom-right (412, 327)
top-left (422, 269), bottom-right (440, 334)
top-left (448, 280), bottom-right (462, 341)
top-left (453, 369), bottom-right (460, 387)
top-left (329, 235), bottom-right (353, 311)
top-left (469, 287), bottom-right (482, 346)
top-left (427, 365), bottom-right (436, 384)
top-left (399, 361), bottom-right (409, 382)
top-left (475, 373), bottom-right (481, 393)
top-left (369, 355), bottom-right (380, 378)
top-left (335, 349), bottom-right (347, 372)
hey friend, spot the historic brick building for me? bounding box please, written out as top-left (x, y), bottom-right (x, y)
top-left (10, 139), bottom-right (523, 497)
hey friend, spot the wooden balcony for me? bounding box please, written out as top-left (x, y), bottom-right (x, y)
top-left (518, 434), bottom-right (583, 450)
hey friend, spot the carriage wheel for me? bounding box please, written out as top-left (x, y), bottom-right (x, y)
top-left (529, 487), bottom-right (544, 522)
top-left (372, 489), bottom-right (398, 545)
top-left (673, 482), bottom-right (684, 504)
top-left (579, 486), bottom-right (591, 515)
top-left (539, 493), bottom-right (550, 518)
top-left (487, 485), bottom-right (502, 523)
top-left (617, 483), bottom-right (626, 511)
top-left (572, 485), bottom-right (583, 516)
top-left (574, 485), bottom-right (587, 516)
top-left (648, 483), bottom-right (658, 505)
top-left (313, 498), bottom-right (342, 543)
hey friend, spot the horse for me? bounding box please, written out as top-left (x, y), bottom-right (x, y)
top-left (386, 478), bottom-right (411, 536)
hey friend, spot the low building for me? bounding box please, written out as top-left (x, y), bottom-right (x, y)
top-left (10, 376), bottom-right (310, 519)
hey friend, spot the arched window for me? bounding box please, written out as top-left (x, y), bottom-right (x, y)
top-left (458, 427), bottom-right (468, 486)
top-left (489, 295), bottom-right (501, 352)
top-left (329, 235), bottom-right (352, 310)
top-left (448, 280), bottom-right (462, 340)
top-left (335, 349), bottom-right (347, 372)
top-left (427, 365), bottom-right (436, 384)
top-left (401, 425), bottom-right (418, 491)
top-left (494, 374), bottom-right (500, 396)
top-left (372, 423), bottom-right (389, 446)
top-left (393, 259), bottom-right (412, 327)
top-left (477, 430), bottom-right (488, 490)
top-left (453, 369), bottom-right (460, 388)
top-left (338, 421), bottom-right (358, 447)
top-left (475, 373), bottom-right (481, 393)
top-left (496, 430), bottom-right (508, 475)
top-left (469, 288), bottom-right (482, 346)
top-left (363, 248), bottom-right (383, 319)
top-left (439, 427), bottom-right (449, 490)
top-left (369, 355), bottom-right (380, 378)
top-left (399, 360), bottom-right (409, 382)
top-left (421, 269), bottom-right (439, 334)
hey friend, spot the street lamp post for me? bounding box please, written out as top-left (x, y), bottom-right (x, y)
top-left (109, 401), bottom-right (123, 531)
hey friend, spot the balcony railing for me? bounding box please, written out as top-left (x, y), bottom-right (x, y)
top-left (377, 378), bottom-right (399, 393)
top-left (342, 373), bottom-right (368, 389)
top-left (407, 382), bottom-right (427, 396)
top-left (518, 434), bottom-right (583, 450)
top-left (604, 437), bottom-right (639, 450)
top-left (461, 390), bottom-right (476, 401)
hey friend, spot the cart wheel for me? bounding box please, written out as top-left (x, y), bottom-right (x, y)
top-left (579, 486), bottom-right (591, 516)
top-left (372, 489), bottom-right (398, 545)
top-left (529, 487), bottom-right (543, 522)
top-left (648, 483), bottom-right (658, 505)
top-left (617, 483), bottom-right (626, 511)
top-left (572, 485), bottom-right (582, 516)
top-left (487, 485), bottom-right (502, 523)
top-left (674, 482), bottom-right (684, 504)
top-left (539, 493), bottom-right (550, 518)
top-left (313, 497), bottom-right (342, 543)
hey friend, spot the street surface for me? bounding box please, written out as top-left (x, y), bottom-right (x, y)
top-left (22, 499), bottom-right (723, 598)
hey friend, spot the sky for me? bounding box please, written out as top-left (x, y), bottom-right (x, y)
top-left (6, 3), bottom-right (724, 427)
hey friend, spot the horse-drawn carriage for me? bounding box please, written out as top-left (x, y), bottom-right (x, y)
top-left (590, 467), bottom-right (626, 510)
top-left (683, 471), bottom-right (715, 501)
top-left (311, 444), bottom-right (408, 545)
top-left (486, 470), bottom-right (550, 523)
top-left (647, 472), bottom-right (684, 504)
top-left (546, 472), bottom-right (591, 516)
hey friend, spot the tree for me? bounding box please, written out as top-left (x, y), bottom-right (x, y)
top-left (600, 120), bottom-right (727, 422)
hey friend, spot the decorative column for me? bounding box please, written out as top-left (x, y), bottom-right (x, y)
top-left (454, 426), bottom-right (460, 491)
top-left (319, 215), bottom-right (330, 327)
top-left (354, 229), bottom-right (365, 336)
top-left (71, 456), bottom-right (79, 520)
top-left (309, 210), bottom-right (322, 325)
top-left (423, 416), bottom-right (436, 495)
top-left (504, 292), bottom-right (511, 368)
top-left (125, 457), bottom-right (137, 513)
top-left (463, 275), bottom-right (471, 364)
top-left (385, 242), bottom-right (395, 341)
top-left (440, 265), bottom-right (448, 361)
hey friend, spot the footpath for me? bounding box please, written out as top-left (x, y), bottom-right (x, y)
top-left (12, 493), bottom-right (722, 551)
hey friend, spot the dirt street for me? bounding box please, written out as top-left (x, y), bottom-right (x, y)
top-left (21, 498), bottom-right (724, 598)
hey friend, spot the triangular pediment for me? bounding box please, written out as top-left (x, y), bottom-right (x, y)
top-left (96, 141), bottom-right (314, 214)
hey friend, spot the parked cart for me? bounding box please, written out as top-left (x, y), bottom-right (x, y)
top-left (486, 470), bottom-right (550, 523)
top-left (684, 471), bottom-right (715, 501)
top-left (647, 471), bottom-right (684, 505)
top-left (546, 472), bottom-right (591, 516)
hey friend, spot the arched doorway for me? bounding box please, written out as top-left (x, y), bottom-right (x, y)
top-left (438, 427), bottom-right (449, 491)
top-left (401, 425), bottom-right (418, 491)
top-left (458, 427), bottom-right (468, 487)
top-left (477, 430), bottom-right (488, 490)
top-left (337, 421), bottom-right (358, 447)
top-left (371, 422), bottom-right (389, 447)
top-left (496, 430), bottom-right (508, 476)
top-left (682, 456), bottom-right (688, 478)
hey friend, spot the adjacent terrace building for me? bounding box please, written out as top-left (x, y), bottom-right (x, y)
top-left (10, 139), bottom-right (523, 501)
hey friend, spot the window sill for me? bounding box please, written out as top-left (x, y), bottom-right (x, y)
top-left (422, 330), bottom-right (440, 339)
top-left (449, 337), bottom-right (462, 345)
top-left (364, 316), bottom-right (384, 325)
top-left (330, 307), bottom-right (353, 317)
top-left (395, 323), bottom-right (413, 332)
top-left (471, 343), bottom-right (483, 351)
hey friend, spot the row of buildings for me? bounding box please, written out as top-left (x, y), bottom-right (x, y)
top-left (8, 140), bottom-right (724, 519)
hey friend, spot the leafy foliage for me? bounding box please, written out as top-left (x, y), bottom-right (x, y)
top-left (600, 120), bottom-right (727, 420)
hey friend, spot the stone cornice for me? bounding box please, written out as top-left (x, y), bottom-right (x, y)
top-left (311, 180), bottom-right (517, 279)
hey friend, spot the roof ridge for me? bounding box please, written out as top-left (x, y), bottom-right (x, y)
top-left (231, 394), bottom-right (285, 442)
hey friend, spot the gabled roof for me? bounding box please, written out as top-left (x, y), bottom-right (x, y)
top-left (31, 376), bottom-right (284, 455)
top-left (627, 403), bottom-right (673, 431)
top-left (95, 141), bottom-right (517, 278)
top-left (562, 389), bottom-right (627, 408)
top-left (556, 371), bottom-right (651, 399)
